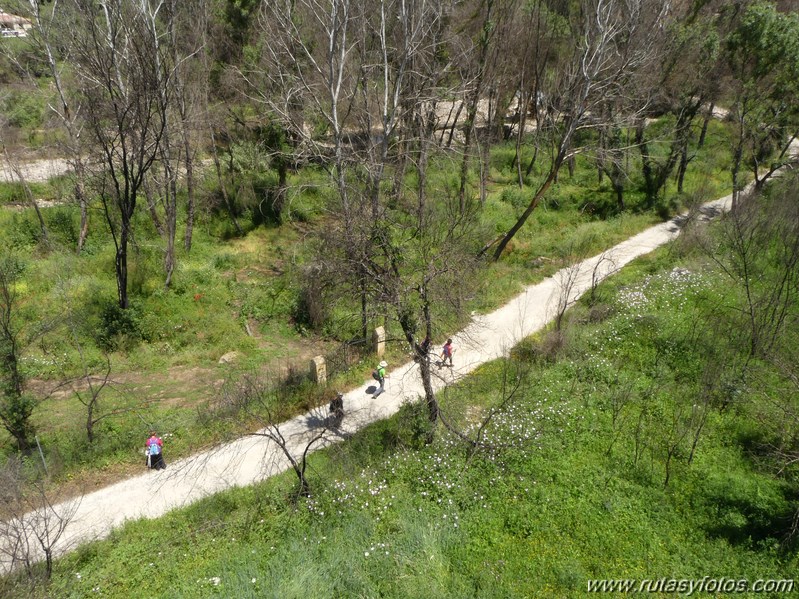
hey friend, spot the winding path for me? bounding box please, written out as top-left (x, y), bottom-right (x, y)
top-left (0, 187), bottom-right (749, 572)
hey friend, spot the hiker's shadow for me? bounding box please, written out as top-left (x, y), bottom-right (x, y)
top-left (365, 385), bottom-right (378, 394)
top-left (303, 413), bottom-right (328, 428)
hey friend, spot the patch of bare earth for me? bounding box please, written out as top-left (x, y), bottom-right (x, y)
top-left (17, 335), bottom-right (335, 508)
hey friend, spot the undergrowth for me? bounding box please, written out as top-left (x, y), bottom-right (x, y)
top-left (6, 209), bottom-right (797, 597)
top-left (0, 123), bottom-right (738, 493)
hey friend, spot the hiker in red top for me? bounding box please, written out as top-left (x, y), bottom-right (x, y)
top-left (441, 338), bottom-right (454, 367)
top-left (145, 431), bottom-right (166, 470)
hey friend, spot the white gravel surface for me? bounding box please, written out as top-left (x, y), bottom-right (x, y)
top-left (0, 158), bottom-right (73, 184)
top-left (0, 190), bottom-right (739, 572)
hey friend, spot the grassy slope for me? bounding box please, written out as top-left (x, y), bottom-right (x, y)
top-left (0, 121), bottom-right (735, 490)
top-left (9, 215), bottom-right (797, 598)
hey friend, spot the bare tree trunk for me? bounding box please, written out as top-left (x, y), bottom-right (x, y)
top-left (164, 193), bottom-right (177, 291)
top-left (677, 142), bottom-right (689, 194)
top-left (446, 101), bottom-right (464, 148)
top-left (209, 130), bottom-right (243, 236)
top-left (491, 143), bottom-right (566, 260)
top-left (75, 166), bottom-right (90, 254)
top-left (438, 100), bottom-right (457, 145)
top-left (698, 102), bottom-right (713, 149)
top-left (525, 144), bottom-right (539, 177)
top-left (731, 111), bottom-right (745, 207)
top-left (143, 181), bottom-right (164, 235)
top-left (458, 97), bottom-right (479, 212)
top-left (183, 134), bottom-right (196, 251)
top-left (116, 224), bottom-right (130, 310)
top-left (18, 0), bottom-right (87, 253)
top-left (514, 87), bottom-right (529, 188)
top-left (360, 277), bottom-right (368, 341)
top-left (478, 137), bottom-right (488, 205)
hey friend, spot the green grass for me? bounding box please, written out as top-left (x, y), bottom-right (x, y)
top-left (467, 120), bottom-right (734, 312)
top-left (0, 180), bottom-right (56, 206)
top-left (0, 119), bottom-right (741, 489)
top-left (7, 226), bottom-right (797, 597)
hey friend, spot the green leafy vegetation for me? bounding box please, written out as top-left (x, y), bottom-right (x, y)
top-left (7, 183), bottom-right (798, 596)
top-left (2, 0), bottom-right (798, 593)
top-left (0, 124), bottom-right (737, 484)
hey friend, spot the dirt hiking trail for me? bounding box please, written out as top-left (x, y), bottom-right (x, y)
top-left (0, 187), bottom-right (750, 572)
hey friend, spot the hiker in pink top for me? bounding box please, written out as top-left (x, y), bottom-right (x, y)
top-left (146, 431), bottom-right (166, 470)
top-left (441, 338), bottom-right (454, 367)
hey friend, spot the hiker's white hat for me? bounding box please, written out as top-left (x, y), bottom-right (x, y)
top-left (379, 360), bottom-right (388, 368)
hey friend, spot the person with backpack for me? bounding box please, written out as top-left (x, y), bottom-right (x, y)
top-left (329, 392), bottom-right (344, 426)
top-left (145, 431), bottom-right (165, 470)
top-left (372, 360), bottom-right (387, 398)
top-left (440, 338), bottom-right (454, 367)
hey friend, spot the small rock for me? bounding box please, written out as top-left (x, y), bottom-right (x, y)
top-left (218, 351), bottom-right (240, 365)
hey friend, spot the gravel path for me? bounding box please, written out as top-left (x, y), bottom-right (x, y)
top-left (0, 188), bottom-right (743, 572)
top-left (0, 158), bottom-right (73, 184)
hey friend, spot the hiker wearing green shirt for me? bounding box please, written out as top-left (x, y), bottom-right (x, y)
top-left (372, 360), bottom-right (387, 398)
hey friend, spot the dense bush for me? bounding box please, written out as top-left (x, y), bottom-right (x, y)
top-left (96, 301), bottom-right (145, 352)
top-left (2, 89), bottom-right (45, 129)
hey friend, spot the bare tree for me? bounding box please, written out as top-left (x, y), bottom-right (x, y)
top-left (44, 327), bottom-right (117, 446)
top-left (452, 0), bottom-right (518, 212)
top-left (0, 459), bottom-right (81, 582)
top-left (253, 0), bottom-right (360, 217)
top-left (141, 0), bottom-right (206, 287)
top-left (442, 352), bottom-right (528, 461)
top-left (243, 0), bottom-right (373, 334)
top-left (173, 0), bottom-right (208, 253)
top-left (68, 0), bottom-right (168, 309)
top-left (709, 186), bottom-right (799, 359)
top-left (212, 372), bottom-right (334, 501)
top-left (725, 2), bottom-right (799, 204)
top-left (0, 256), bottom-right (37, 453)
top-left (488, 0), bottom-right (670, 260)
top-left (10, 0), bottom-right (92, 253)
top-left (631, 3), bottom-right (723, 206)
top-left (508, 1), bottom-right (558, 188)
top-left (588, 251), bottom-right (616, 307)
top-left (604, 378), bottom-right (635, 457)
top-left (552, 249), bottom-right (584, 333)
top-left (255, 419), bottom-right (325, 500)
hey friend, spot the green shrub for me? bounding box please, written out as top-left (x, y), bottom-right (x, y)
top-left (0, 182), bottom-right (27, 205)
top-left (96, 301), bottom-right (145, 351)
top-left (6, 211), bottom-right (42, 248)
top-left (46, 207), bottom-right (79, 247)
top-left (3, 89), bottom-right (45, 129)
top-left (292, 283), bottom-right (325, 332)
top-left (213, 252), bottom-right (236, 271)
top-left (499, 186), bottom-right (527, 210)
